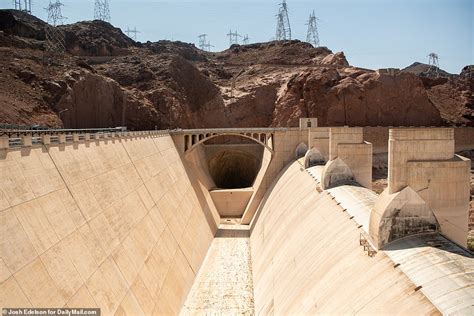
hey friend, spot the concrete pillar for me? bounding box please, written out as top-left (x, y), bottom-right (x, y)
top-left (72, 134), bottom-right (79, 142)
top-left (85, 133), bottom-right (91, 141)
top-left (58, 134), bottom-right (66, 144)
top-left (0, 136), bottom-right (9, 149)
top-left (21, 135), bottom-right (32, 147)
top-left (42, 135), bottom-right (51, 145)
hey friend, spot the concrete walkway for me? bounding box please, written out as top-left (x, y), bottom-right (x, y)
top-left (180, 224), bottom-right (255, 315)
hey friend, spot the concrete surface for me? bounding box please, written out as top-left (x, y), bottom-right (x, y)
top-left (1, 126), bottom-right (472, 315)
top-left (180, 224), bottom-right (254, 315)
top-left (0, 134), bottom-right (216, 315)
top-left (251, 161), bottom-right (439, 315)
top-left (382, 128), bottom-right (471, 248)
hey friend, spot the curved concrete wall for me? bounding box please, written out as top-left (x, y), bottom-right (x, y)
top-left (250, 161), bottom-right (438, 315)
top-left (0, 135), bottom-right (216, 315)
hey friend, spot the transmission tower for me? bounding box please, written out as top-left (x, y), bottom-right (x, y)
top-left (227, 30), bottom-right (242, 46)
top-left (94, 0), bottom-right (111, 23)
top-left (243, 34), bottom-right (250, 45)
top-left (14, 0), bottom-right (32, 14)
top-left (45, 1), bottom-right (66, 54)
top-left (427, 53), bottom-right (440, 76)
top-left (125, 27), bottom-right (140, 41)
top-left (306, 11), bottom-right (320, 47)
top-left (198, 34), bottom-right (208, 50)
top-left (275, 0), bottom-right (291, 40)
top-left (204, 41), bottom-right (214, 52)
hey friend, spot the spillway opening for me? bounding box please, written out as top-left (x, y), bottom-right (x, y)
top-left (208, 150), bottom-right (260, 188)
top-left (204, 135), bottom-right (264, 189)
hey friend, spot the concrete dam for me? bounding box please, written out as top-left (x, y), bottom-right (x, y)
top-left (0, 124), bottom-right (473, 315)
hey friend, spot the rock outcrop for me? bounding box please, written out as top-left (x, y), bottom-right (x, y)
top-left (0, 9), bottom-right (471, 129)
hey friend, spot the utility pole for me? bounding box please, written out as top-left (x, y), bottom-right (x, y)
top-left (275, 0), bottom-right (291, 41)
top-left (243, 34), bottom-right (250, 45)
top-left (45, 0), bottom-right (66, 54)
top-left (94, 0), bottom-right (111, 23)
top-left (14, 0), bottom-right (32, 14)
top-left (125, 27), bottom-right (140, 41)
top-left (427, 53), bottom-right (440, 76)
top-left (306, 10), bottom-right (320, 47)
top-left (227, 30), bottom-right (241, 46)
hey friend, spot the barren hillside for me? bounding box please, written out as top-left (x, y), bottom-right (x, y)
top-left (0, 9), bottom-right (472, 130)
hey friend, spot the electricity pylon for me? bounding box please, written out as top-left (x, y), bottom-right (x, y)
top-left (125, 27), bottom-right (140, 41)
top-left (227, 30), bottom-right (241, 46)
top-left (243, 34), bottom-right (250, 45)
top-left (276, 0), bottom-right (291, 40)
top-left (14, 0), bottom-right (32, 14)
top-left (45, 1), bottom-right (66, 53)
top-left (306, 10), bottom-right (320, 47)
top-left (427, 53), bottom-right (440, 76)
top-left (94, 0), bottom-right (111, 23)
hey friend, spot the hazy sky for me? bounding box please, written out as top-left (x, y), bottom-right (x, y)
top-left (1, 0), bottom-right (472, 73)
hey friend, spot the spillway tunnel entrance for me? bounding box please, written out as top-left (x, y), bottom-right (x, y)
top-left (208, 150), bottom-right (260, 189)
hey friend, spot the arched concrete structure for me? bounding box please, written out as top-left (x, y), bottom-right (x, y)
top-left (294, 142), bottom-right (308, 159)
top-left (369, 186), bottom-right (439, 249)
top-left (320, 158), bottom-right (355, 189)
top-left (304, 147), bottom-right (325, 168)
top-left (184, 132), bottom-right (274, 154)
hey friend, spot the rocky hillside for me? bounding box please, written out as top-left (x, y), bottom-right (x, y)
top-left (0, 9), bottom-right (472, 130)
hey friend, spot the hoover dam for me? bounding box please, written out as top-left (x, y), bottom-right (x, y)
top-left (1, 123), bottom-right (473, 315)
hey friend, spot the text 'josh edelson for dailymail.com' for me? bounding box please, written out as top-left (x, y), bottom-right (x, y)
top-left (2, 308), bottom-right (101, 316)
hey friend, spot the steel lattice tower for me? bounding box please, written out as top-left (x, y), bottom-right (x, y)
top-left (125, 27), bottom-right (140, 41)
top-left (45, 0), bottom-right (66, 54)
top-left (276, 0), bottom-right (291, 41)
top-left (427, 53), bottom-right (440, 76)
top-left (243, 35), bottom-right (250, 45)
top-left (227, 30), bottom-right (241, 46)
top-left (14, 0), bottom-right (32, 14)
top-left (198, 34), bottom-right (208, 50)
top-left (94, 0), bottom-right (111, 23)
top-left (306, 11), bottom-right (320, 47)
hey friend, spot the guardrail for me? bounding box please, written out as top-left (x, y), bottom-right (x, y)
top-left (0, 128), bottom-right (171, 149)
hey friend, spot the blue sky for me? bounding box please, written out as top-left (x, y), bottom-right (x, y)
top-left (1, 0), bottom-right (472, 73)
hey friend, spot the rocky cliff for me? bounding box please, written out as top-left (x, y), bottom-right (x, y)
top-left (0, 9), bottom-right (471, 130)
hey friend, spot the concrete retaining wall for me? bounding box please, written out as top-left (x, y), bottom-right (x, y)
top-left (0, 134), bottom-right (216, 314)
top-left (363, 127), bottom-right (474, 154)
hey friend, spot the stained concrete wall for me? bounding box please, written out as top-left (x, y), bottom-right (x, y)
top-left (385, 128), bottom-right (470, 248)
top-left (250, 161), bottom-right (439, 315)
top-left (321, 127), bottom-right (372, 189)
top-left (0, 134), bottom-right (216, 314)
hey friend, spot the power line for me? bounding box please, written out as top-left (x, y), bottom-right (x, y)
top-left (125, 27), bottom-right (140, 41)
top-left (276, 0), bottom-right (291, 41)
top-left (13, 0), bottom-right (32, 14)
top-left (306, 10), bottom-right (320, 47)
top-left (243, 34), bottom-right (250, 45)
top-left (227, 30), bottom-right (241, 46)
top-left (94, 0), bottom-right (111, 23)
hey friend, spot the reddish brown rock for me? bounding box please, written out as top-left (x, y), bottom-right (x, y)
top-left (271, 68), bottom-right (443, 127)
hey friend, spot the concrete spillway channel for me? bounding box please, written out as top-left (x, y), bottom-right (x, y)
top-left (1, 128), bottom-right (473, 315)
top-left (180, 223), bottom-right (254, 315)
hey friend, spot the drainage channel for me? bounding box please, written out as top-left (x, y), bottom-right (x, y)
top-left (180, 222), bottom-right (255, 315)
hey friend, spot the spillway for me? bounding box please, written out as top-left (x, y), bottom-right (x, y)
top-left (1, 129), bottom-right (473, 315)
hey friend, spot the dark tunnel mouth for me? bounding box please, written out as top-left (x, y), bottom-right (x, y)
top-left (208, 150), bottom-right (261, 189)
